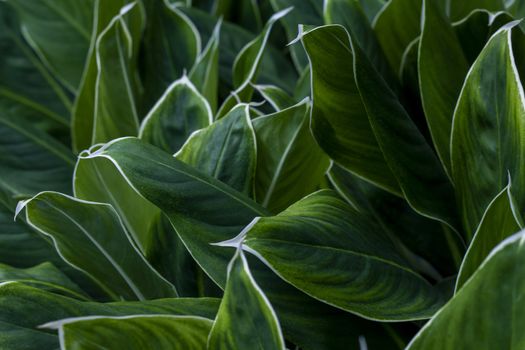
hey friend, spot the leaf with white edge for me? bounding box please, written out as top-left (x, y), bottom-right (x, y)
top-left (451, 22), bottom-right (525, 237)
top-left (230, 190), bottom-right (446, 321)
top-left (0, 282), bottom-right (219, 350)
top-left (373, 0), bottom-right (421, 73)
top-left (449, 0), bottom-right (505, 21)
top-left (92, 3), bottom-right (143, 145)
top-left (268, 0), bottom-right (323, 71)
top-left (6, 0), bottom-right (94, 91)
top-left (72, 0), bottom-right (134, 152)
top-left (74, 148), bottom-right (198, 296)
top-left (253, 99), bottom-right (329, 213)
top-left (456, 183), bottom-right (523, 291)
top-left (253, 84), bottom-right (295, 111)
top-left (45, 315), bottom-right (213, 350)
top-left (418, 0), bottom-right (469, 174)
top-left (17, 191), bottom-right (177, 301)
top-left (359, 0), bottom-right (387, 22)
top-left (175, 104), bottom-right (256, 196)
top-left (85, 137), bottom-right (408, 349)
top-left (208, 250), bottom-right (285, 350)
top-left (190, 19), bottom-right (221, 114)
top-left (139, 76), bottom-right (212, 154)
top-left (406, 229), bottom-right (525, 349)
top-left (216, 7), bottom-right (292, 118)
top-left (301, 24), bottom-right (400, 196)
top-left (141, 0), bottom-right (201, 111)
top-left (0, 262), bottom-right (87, 300)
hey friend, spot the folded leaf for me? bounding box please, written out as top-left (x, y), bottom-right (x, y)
top-left (456, 184), bottom-right (523, 290)
top-left (229, 190), bottom-right (445, 320)
top-left (208, 250), bottom-right (285, 350)
top-left (141, 0), bottom-right (200, 110)
top-left (406, 229), bottom-right (525, 349)
top-left (0, 282), bottom-right (219, 350)
top-left (175, 103), bottom-right (256, 195)
top-left (140, 76), bottom-right (212, 154)
top-left (91, 3), bottom-right (143, 145)
top-left (253, 99), bottom-right (329, 213)
top-left (17, 191), bottom-right (177, 300)
top-left (46, 315), bottom-right (213, 349)
top-left (451, 22), bottom-right (525, 237)
top-left (6, 0), bottom-right (94, 91)
top-left (418, 0), bottom-right (469, 173)
top-left (254, 84), bottom-right (295, 111)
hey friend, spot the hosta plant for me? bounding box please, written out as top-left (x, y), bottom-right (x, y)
top-left (2, 0), bottom-right (525, 348)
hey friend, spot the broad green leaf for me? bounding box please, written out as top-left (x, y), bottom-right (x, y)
top-left (141, 0), bottom-right (200, 111)
top-left (328, 164), bottom-right (464, 278)
top-left (254, 84), bottom-right (295, 111)
top-left (0, 282), bottom-right (219, 350)
top-left (0, 262), bottom-right (87, 300)
top-left (373, 0), bottom-right (421, 73)
top-left (74, 148), bottom-right (199, 296)
top-left (208, 250), bottom-right (285, 350)
top-left (6, 0), bottom-right (94, 91)
top-left (216, 8), bottom-right (291, 118)
top-left (418, 0), bottom-right (469, 174)
top-left (91, 3), bottom-right (143, 145)
top-left (233, 0), bottom-right (263, 33)
top-left (190, 19), bottom-right (221, 114)
top-left (46, 315), bottom-right (213, 349)
top-left (253, 99), bottom-right (329, 213)
top-left (268, 0), bottom-right (323, 71)
top-left (0, 2), bottom-right (70, 140)
top-left (139, 76), bottom-right (212, 154)
top-left (86, 137), bottom-right (409, 349)
top-left (17, 191), bottom-right (177, 300)
top-left (0, 114), bottom-right (74, 197)
top-left (406, 230), bottom-right (525, 349)
top-left (451, 22), bottom-right (525, 237)
top-left (456, 184), bottom-right (523, 290)
top-left (449, 0), bottom-right (505, 21)
top-left (226, 190), bottom-right (445, 321)
top-left (324, 0), bottom-right (393, 84)
top-left (175, 104), bottom-right (256, 195)
top-left (301, 25), bottom-right (400, 195)
top-left (72, 0), bottom-right (133, 152)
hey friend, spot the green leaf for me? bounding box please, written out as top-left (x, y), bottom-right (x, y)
top-left (75, 148), bottom-right (198, 296)
top-left (227, 190), bottom-right (445, 321)
top-left (216, 7), bottom-right (291, 118)
top-left (17, 191), bottom-right (177, 300)
top-left (268, 0), bottom-right (324, 71)
top-left (301, 25), bottom-right (400, 195)
top-left (373, 0), bottom-right (422, 73)
top-left (71, 0), bottom-right (133, 153)
top-left (140, 76), bottom-right (212, 154)
top-left (208, 250), bottom-right (285, 350)
top-left (456, 183), bottom-right (523, 290)
top-left (359, 0), bottom-right (387, 22)
top-left (0, 281), bottom-right (219, 350)
top-left (85, 137), bottom-right (408, 349)
top-left (141, 0), bottom-right (201, 111)
top-left (253, 99), bottom-right (329, 213)
top-left (0, 2), bottom-right (71, 140)
top-left (6, 0), bottom-right (94, 91)
top-left (451, 22), bottom-right (525, 237)
top-left (46, 315), bottom-right (213, 349)
top-left (418, 0), bottom-right (469, 174)
top-left (0, 262), bottom-right (87, 300)
top-left (253, 84), bottom-right (295, 111)
top-left (175, 103), bottom-right (256, 195)
top-left (449, 0), bottom-right (505, 21)
top-left (406, 229), bottom-right (525, 349)
top-left (91, 3), bottom-right (143, 145)
top-left (190, 19), bottom-right (221, 114)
